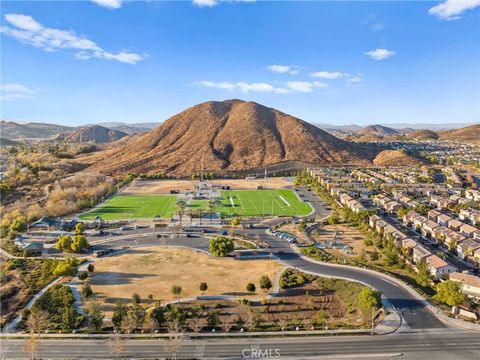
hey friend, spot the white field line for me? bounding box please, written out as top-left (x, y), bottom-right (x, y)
top-left (230, 196), bottom-right (235, 207)
top-left (279, 194), bottom-right (291, 207)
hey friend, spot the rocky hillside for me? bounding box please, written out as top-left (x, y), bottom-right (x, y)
top-left (62, 125), bottom-right (128, 144)
top-left (438, 124), bottom-right (480, 144)
top-left (80, 100), bottom-right (372, 175)
top-left (373, 150), bottom-right (422, 167)
top-left (0, 121), bottom-right (74, 140)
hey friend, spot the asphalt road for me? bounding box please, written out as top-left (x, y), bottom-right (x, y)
top-left (3, 330), bottom-right (479, 359)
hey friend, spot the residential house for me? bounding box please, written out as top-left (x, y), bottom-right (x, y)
top-left (438, 214), bottom-right (453, 227)
top-left (413, 244), bottom-right (432, 263)
top-left (369, 215), bottom-right (381, 229)
top-left (459, 208), bottom-right (475, 223)
top-left (428, 209), bottom-right (442, 222)
top-left (375, 220), bottom-right (388, 235)
top-left (460, 223), bottom-right (479, 238)
top-left (401, 238), bottom-right (418, 256)
top-left (447, 219), bottom-right (463, 232)
top-left (425, 255), bottom-right (458, 280)
top-left (450, 272), bottom-right (480, 300)
top-left (413, 215), bottom-right (428, 231)
top-left (422, 220), bottom-right (439, 238)
top-left (431, 226), bottom-right (449, 245)
top-left (456, 239), bottom-right (480, 261)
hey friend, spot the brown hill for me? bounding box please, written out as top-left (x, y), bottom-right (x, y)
top-left (357, 125), bottom-right (400, 137)
top-left (438, 124), bottom-right (480, 144)
top-left (80, 100), bottom-right (372, 176)
top-left (373, 150), bottom-right (422, 167)
top-left (406, 129), bottom-right (439, 141)
top-left (62, 125), bottom-right (128, 144)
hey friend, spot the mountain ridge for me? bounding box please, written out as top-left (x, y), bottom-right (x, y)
top-left (79, 100), bottom-right (373, 175)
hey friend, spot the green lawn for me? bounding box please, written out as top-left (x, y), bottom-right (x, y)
top-left (79, 190), bottom-right (311, 220)
top-left (79, 195), bottom-right (177, 220)
top-left (215, 189), bottom-right (312, 217)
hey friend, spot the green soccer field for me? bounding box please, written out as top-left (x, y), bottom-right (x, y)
top-left (215, 189), bottom-right (312, 217)
top-left (79, 195), bottom-right (177, 220)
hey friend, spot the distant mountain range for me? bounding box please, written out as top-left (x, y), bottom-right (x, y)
top-left (315, 122), bottom-right (476, 133)
top-left (0, 120), bottom-right (75, 140)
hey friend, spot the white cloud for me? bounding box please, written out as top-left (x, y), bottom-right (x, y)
top-left (197, 81), bottom-right (274, 93)
top-left (193, 0), bottom-right (219, 7)
top-left (192, 0), bottom-right (255, 7)
top-left (370, 23), bottom-right (385, 32)
top-left (0, 83), bottom-right (39, 101)
top-left (274, 88), bottom-right (293, 94)
top-left (1, 13), bottom-right (144, 64)
top-left (286, 81), bottom-right (328, 93)
top-left (429, 0), bottom-right (480, 20)
top-left (196, 79), bottom-right (327, 94)
top-left (310, 71), bottom-right (347, 79)
top-left (364, 48), bottom-right (396, 60)
top-left (348, 75), bottom-right (364, 83)
top-left (267, 64), bottom-right (299, 75)
top-left (91, 0), bottom-right (122, 9)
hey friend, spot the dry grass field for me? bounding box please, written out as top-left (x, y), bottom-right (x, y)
top-left (87, 247), bottom-right (281, 314)
top-left (121, 177), bottom-right (293, 195)
top-left (312, 224), bottom-right (368, 258)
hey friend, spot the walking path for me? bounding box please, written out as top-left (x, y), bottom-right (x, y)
top-left (4, 276), bottom-right (63, 332)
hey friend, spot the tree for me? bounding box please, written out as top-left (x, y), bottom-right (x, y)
top-left (87, 264), bottom-right (95, 272)
top-left (27, 310), bottom-right (49, 335)
top-left (231, 217), bottom-right (240, 226)
top-left (358, 287), bottom-right (382, 334)
top-left (53, 256), bottom-right (79, 277)
top-left (150, 305), bottom-right (166, 331)
top-left (132, 293), bottom-right (141, 305)
top-left (112, 301), bottom-right (128, 330)
top-left (207, 310), bottom-right (220, 329)
top-left (81, 283), bottom-right (93, 298)
top-left (433, 280), bottom-right (466, 307)
top-left (416, 259), bottom-right (432, 287)
top-left (209, 237), bottom-right (234, 257)
top-left (55, 234), bottom-right (72, 252)
top-left (246, 283), bottom-right (256, 294)
top-left (87, 300), bottom-right (104, 331)
top-left (259, 275), bottom-right (272, 293)
top-left (71, 234), bottom-right (89, 253)
top-left (171, 285), bottom-right (182, 301)
top-left (122, 304), bottom-right (145, 333)
top-left (199, 282), bottom-right (208, 294)
top-left (10, 218), bottom-right (27, 232)
top-left (60, 306), bottom-right (77, 331)
top-left (74, 223), bottom-right (85, 235)
top-left (79, 271), bottom-right (88, 281)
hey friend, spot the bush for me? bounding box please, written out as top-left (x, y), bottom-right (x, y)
top-left (78, 271), bottom-right (88, 281)
top-left (279, 269), bottom-right (310, 289)
top-left (81, 284), bottom-right (93, 298)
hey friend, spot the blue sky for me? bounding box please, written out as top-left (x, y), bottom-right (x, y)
top-left (1, 0), bottom-right (479, 126)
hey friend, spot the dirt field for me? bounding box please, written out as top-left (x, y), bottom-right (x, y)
top-left (312, 224), bottom-right (368, 258)
top-left (87, 247), bottom-right (281, 314)
top-left (121, 177), bottom-right (293, 195)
